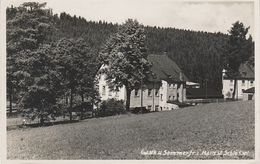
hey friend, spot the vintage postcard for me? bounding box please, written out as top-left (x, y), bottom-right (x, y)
top-left (0, 0), bottom-right (259, 163)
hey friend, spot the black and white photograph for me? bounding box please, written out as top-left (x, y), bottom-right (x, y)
top-left (0, 0), bottom-right (259, 162)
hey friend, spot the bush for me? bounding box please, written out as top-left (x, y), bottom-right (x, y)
top-left (97, 99), bottom-right (125, 117)
top-left (21, 105), bottom-right (61, 125)
top-left (72, 102), bottom-right (93, 119)
top-left (130, 107), bottom-right (150, 114)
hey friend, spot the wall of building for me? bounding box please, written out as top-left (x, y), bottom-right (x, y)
top-left (158, 80), bottom-right (168, 111)
top-left (98, 73), bottom-right (125, 101)
top-left (167, 83), bottom-right (178, 101)
top-left (243, 93), bottom-right (254, 101)
top-left (222, 79), bottom-right (254, 99)
top-left (98, 72), bottom-right (187, 111)
top-left (130, 82), bottom-right (160, 111)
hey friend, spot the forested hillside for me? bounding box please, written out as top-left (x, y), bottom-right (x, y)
top-left (6, 4), bottom-right (253, 93)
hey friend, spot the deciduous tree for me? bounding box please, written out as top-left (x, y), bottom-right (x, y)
top-left (99, 19), bottom-right (151, 111)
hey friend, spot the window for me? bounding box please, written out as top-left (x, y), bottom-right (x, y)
top-left (115, 91), bottom-right (119, 97)
top-left (148, 89), bottom-right (152, 97)
top-left (250, 81), bottom-right (253, 86)
top-left (160, 107), bottom-right (163, 111)
top-left (147, 105), bottom-right (152, 111)
top-left (102, 86), bottom-right (106, 95)
top-left (168, 96), bottom-right (171, 100)
top-left (242, 80), bottom-right (245, 86)
top-left (134, 89), bottom-right (139, 97)
top-left (155, 105), bottom-right (159, 111)
top-left (155, 89), bottom-right (159, 96)
top-left (160, 94), bottom-right (163, 101)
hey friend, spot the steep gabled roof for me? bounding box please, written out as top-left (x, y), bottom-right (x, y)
top-left (224, 62), bottom-right (254, 80)
top-left (243, 87), bottom-right (255, 93)
top-left (238, 63), bottom-right (254, 79)
top-left (148, 54), bottom-right (189, 82)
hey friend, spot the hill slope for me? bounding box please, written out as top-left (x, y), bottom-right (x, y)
top-left (7, 101), bottom-right (254, 159)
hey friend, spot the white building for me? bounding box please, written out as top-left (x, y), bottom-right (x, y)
top-left (222, 63), bottom-right (254, 100)
top-left (96, 54), bottom-right (189, 111)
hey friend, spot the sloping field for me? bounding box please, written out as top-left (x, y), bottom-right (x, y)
top-left (7, 101), bottom-right (254, 159)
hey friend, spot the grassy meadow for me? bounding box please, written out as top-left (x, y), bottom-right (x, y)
top-left (7, 101), bottom-right (254, 159)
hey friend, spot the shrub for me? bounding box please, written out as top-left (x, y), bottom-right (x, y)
top-left (97, 99), bottom-right (125, 117)
top-left (130, 107), bottom-right (150, 114)
top-left (72, 102), bottom-right (93, 119)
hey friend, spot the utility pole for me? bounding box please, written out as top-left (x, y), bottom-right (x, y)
top-left (141, 63), bottom-right (144, 109)
top-left (236, 81), bottom-right (238, 100)
top-left (152, 81), bottom-right (155, 111)
top-left (141, 77), bottom-right (143, 108)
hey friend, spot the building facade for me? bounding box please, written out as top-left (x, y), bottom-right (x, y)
top-left (242, 87), bottom-right (255, 101)
top-left (97, 54), bottom-right (188, 111)
top-left (222, 63), bottom-right (254, 100)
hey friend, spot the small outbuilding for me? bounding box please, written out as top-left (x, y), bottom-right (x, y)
top-left (242, 87), bottom-right (255, 101)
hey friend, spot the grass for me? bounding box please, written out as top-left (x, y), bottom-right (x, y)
top-left (7, 101), bottom-right (254, 159)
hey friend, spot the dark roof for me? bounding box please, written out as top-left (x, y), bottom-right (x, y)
top-left (186, 88), bottom-right (223, 99)
top-left (224, 63), bottom-right (254, 79)
top-left (243, 87), bottom-right (255, 93)
top-left (148, 54), bottom-right (189, 82)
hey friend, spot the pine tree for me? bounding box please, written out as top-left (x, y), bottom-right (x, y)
top-left (223, 21), bottom-right (252, 99)
top-left (6, 2), bottom-right (54, 114)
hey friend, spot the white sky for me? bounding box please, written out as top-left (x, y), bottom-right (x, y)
top-left (4, 0), bottom-right (255, 37)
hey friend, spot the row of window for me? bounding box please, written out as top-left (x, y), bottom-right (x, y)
top-left (102, 86), bottom-right (178, 101)
top-left (168, 95), bottom-right (175, 101)
top-left (134, 88), bottom-right (159, 97)
top-left (147, 105), bottom-right (161, 111)
top-left (147, 105), bottom-right (175, 111)
top-left (230, 88), bottom-right (251, 93)
top-left (229, 80), bottom-right (254, 86)
top-left (169, 84), bottom-right (177, 89)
